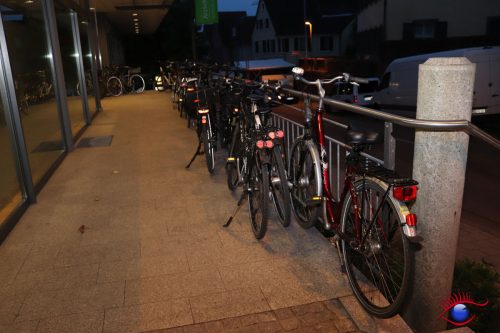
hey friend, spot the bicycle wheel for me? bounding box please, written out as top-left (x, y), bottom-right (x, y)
top-left (106, 76), bottom-right (122, 96)
top-left (270, 145), bottom-right (291, 227)
top-left (130, 74), bottom-right (145, 93)
top-left (340, 178), bottom-right (413, 318)
top-left (247, 157), bottom-right (269, 239)
top-left (288, 138), bottom-right (322, 228)
top-left (202, 115), bottom-right (215, 174)
top-left (226, 123), bottom-right (240, 191)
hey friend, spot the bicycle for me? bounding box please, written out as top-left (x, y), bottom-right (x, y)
top-left (288, 67), bottom-right (420, 318)
top-left (225, 81), bottom-right (291, 234)
top-left (106, 66), bottom-right (145, 97)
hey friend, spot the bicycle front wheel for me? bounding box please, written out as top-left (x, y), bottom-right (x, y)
top-left (226, 123), bottom-right (240, 191)
top-left (247, 157), bottom-right (269, 239)
top-left (340, 178), bottom-right (413, 318)
top-left (270, 145), bottom-right (291, 227)
top-left (130, 74), bottom-right (145, 93)
top-left (106, 76), bottom-right (122, 96)
top-left (202, 116), bottom-right (215, 174)
top-left (288, 138), bottom-right (322, 228)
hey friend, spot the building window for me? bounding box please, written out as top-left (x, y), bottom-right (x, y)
top-left (414, 22), bottom-right (435, 39)
top-left (255, 41), bottom-right (259, 53)
top-left (270, 40), bottom-right (275, 52)
top-left (277, 39), bottom-right (281, 52)
top-left (262, 40), bottom-right (266, 52)
top-left (265, 19), bottom-right (269, 28)
top-left (320, 36), bottom-right (334, 51)
top-left (282, 38), bottom-right (289, 52)
top-left (487, 16), bottom-right (500, 36)
top-left (257, 19), bottom-right (263, 30)
top-left (294, 37), bottom-right (304, 51)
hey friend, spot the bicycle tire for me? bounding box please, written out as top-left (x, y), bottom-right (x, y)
top-left (226, 123), bottom-right (240, 191)
top-left (270, 145), bottom-right (291, 227)
top-left (130, 74), bottom-right (145, 93)
top-left (106, 76), bottom-right (122, 96)
top-left (288, 137), bottom-right (322, 228)
top-left (248, 156), bottom-right (269, 239)
top-left (202, 116), bottom-right (215, 174)
top-left (340, 178), bottom-right (413, 318)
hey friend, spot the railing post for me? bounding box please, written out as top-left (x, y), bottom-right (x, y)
top-left (383, 121), bottom-right (395, 170)
top-left (403, 58), bottom-right (475, 332)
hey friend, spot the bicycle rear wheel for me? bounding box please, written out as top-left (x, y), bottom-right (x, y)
top-left (106, 76), bottom-right (122, 96)
top-left (288, 138), bottom-right (321, 228)
top-left (340, 178), bottom-right (413, 318)
top-left (270, 145), bottom-right (291, 227)
top-left (248, 157), bottom-right (269, 239)
top-left (226, 123), bottom-right (241, 191)
top-left (130, 74), bottom-right (145, 93)
top-left (202, 115), bottom-right (215, 174)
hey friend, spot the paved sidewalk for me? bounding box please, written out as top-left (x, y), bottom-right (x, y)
top-left (0, 92), bottom-right (410, 332)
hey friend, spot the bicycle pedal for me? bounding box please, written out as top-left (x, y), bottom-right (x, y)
top-left (306, 196), bottom-right (322, 206)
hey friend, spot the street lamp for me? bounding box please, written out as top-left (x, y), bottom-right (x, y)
top-left (305, 21), bottom-right (312, 56)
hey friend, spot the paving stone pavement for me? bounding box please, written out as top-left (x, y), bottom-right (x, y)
top-left (0, 92), bottom-right (411, 332)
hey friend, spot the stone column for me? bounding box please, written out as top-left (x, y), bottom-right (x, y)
top-left (404, 58), bottom-right (475, 332)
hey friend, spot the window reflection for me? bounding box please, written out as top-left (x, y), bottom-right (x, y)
top-left (2, 0), bottom-right (65, 184)
top-left (55, 7), bottom-right (85, 135)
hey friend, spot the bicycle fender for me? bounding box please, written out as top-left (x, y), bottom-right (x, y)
top-left (363, 176), bottom-right (418, 240)
top-left (304, 139), bottom-right (323, 198)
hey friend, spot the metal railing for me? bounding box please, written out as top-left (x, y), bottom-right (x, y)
top-left (270, 87), bottom-right (500, 200)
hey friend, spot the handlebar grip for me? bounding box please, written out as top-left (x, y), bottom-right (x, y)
top-left (349, 76), bottom-right (369, 84)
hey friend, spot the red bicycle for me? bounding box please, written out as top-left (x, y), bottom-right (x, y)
top-left (288, 67), bottom-right (420, 317)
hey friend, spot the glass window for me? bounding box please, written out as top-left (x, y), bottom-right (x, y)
top-left (0, 102), bottom-right (25, 223)
top-left (2, 0), bottom-right (65, 184)
top-left (270, 40), bottom-right (275, 52)
top-left (265, 19), bottom-right (269, 28)
top-left (282, 38), bottom-right (289, 52)
top-left (255, 41), bottom-right (259, 53)
top-left (320, 36), bottom-right (334, 51)
top-left (55, 7), bottom-right (85, 135)
top-left (79, 19), bottom-right (96, 116)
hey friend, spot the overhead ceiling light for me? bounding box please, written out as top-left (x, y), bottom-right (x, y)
top-left (132, 13), bottom-right (138, 16)
top-left (25, 0), bottom-right (34, 3)
top-left (133, 18), bottom-right (139, 22)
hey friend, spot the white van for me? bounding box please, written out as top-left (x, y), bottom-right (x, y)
top-left (374, 46), bottom-right (500, 115)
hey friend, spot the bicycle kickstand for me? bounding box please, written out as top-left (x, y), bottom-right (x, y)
top-left (223, 190), bottom-right (247, 228)
top-left (329, 235), bottom-right (347, 273)
top-left (185, 140), bottom-right (204, 169)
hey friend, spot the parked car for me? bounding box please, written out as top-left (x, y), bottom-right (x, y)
top-left (329, 78), bottom-right (380, 108)
top-left (374, 46), bottom-right (500, 115)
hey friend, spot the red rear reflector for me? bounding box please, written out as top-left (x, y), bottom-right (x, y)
top-left (268, 131), bottom-right (276, 139)
top-left (256, 140), bottom-right (264, 149)
top-left (265, 140), bottom-right (274, 148)
top-left (194, 99), bottom-right (200, 103)
top-left (276, 130), bottom-right (284, 138)
top-left (393, 185), bottom-right (418, 202)
top-left (201, 116), bottom-right (207, 124)
top-left (353, 96), bottom-right (358, 104)
top-left (406, 214), bottom-right (417, 226)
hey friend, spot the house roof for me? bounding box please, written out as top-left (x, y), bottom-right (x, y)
top-left (261, 0), bottom-right (355, 36)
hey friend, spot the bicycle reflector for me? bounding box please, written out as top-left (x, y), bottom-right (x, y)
top-left (194, 99), bottom-right (200, 103)
top-left (393, 185), bottom-right (418, 202)
top-left (406, 214), bottom-right (417, 227)
top-left (187, 87), bottom-right (195, 92)
top-left (197, 108), bottom-right (209, 114)
top-left (233, 107), bottom-right (239, 113)
top-left (201, 116), bottom-right (207, 124)
top-left (276, 130), bottom-right (284, 138)
top-left (256, 140), bottom-right (265, 149)
top-left (268, 131), bottom-right (276, 139)
top-left (265, 140), bottom-right (274, 148)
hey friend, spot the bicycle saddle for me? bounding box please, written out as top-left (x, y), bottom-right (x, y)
top-left (346, 130), bottom-right (381, 145)
top-left (246, 94), bottom-right (264, 103)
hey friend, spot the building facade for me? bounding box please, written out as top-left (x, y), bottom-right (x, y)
top-left (251, 0), bottom-right (354, 61)
top-left (0, 0), bottom-right (100, 242)
top-left (356, 0), bottom-right (500, 63)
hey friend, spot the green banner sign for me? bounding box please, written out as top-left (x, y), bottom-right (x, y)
top-left (195, 0), bottom-right (218, 25)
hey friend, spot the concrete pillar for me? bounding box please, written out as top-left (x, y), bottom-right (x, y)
top-left (404, 58), bottom-right (475, 332)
